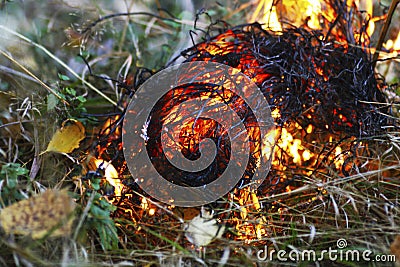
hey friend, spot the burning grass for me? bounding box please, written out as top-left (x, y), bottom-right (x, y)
top-left (0, 0), bottom-right (399, 266)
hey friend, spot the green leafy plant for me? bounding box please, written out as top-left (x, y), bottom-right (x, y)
top-left (0, 163), bottom-right (29, 207)
top-left (46, 73), bottom-right (88, 121)
top-left (88, 192), bottom-right (119, 250)
top-left (77, 175), bottom-right (119, 251)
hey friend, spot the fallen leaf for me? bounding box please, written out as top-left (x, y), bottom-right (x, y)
top-left (0, 189), bottom-right (76, 239)
top-left (45, 119), bottom-right (85, 153)
top-left (184, 207), bottom-right (225, 247)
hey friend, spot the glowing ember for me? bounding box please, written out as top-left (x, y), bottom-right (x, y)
top-left (232, 188), bottom-right (269, 241)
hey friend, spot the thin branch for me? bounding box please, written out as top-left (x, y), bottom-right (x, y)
top-left (372, 0), bottom-right (400, 67)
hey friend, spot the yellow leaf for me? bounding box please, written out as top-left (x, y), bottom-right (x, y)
top-left (46, 119), bottom-right (85, 153)
top-left (0, 189), bottom-right (76, 239)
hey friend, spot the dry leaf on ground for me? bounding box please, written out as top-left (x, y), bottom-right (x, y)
top-left (45, 119), bottom-right (85, 153)
top-left (0, 189), bottom-right (76, 239)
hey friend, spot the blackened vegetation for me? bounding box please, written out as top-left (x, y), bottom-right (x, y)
top-left (90, 4), bottom-right (388, 201)
top-left (146, 84), bottom-right (232, 187)
top-left (181, 23), bottom-right (387, 137)
top-left (146, 83), bottom-right (261, 187)
top-left (147, 21), bottom-right (387, 192)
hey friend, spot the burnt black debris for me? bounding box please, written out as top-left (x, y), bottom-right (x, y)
top-left (179, 23), bottom-right (387, 137)
top-left (142, 21), bottom-right (388, 189)
top-left (90, 4), bottom-right (390, 195)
